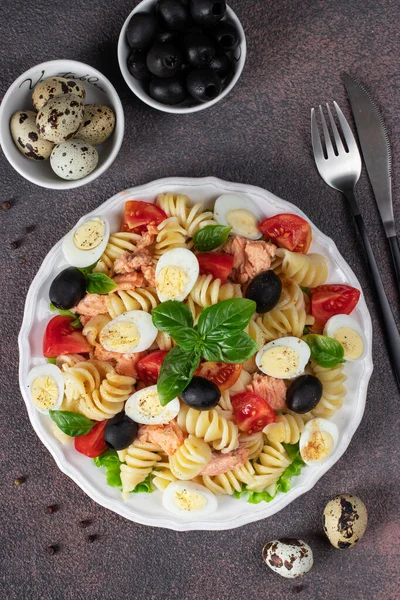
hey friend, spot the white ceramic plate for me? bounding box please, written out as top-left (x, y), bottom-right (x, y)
top-left (18, 177), bottom-right (373, 531)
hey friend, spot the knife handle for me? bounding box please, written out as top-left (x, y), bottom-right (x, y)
top-left (346, 193), bottom-right (400, 388)
top-left (388, 235), bottom-right (400, 291)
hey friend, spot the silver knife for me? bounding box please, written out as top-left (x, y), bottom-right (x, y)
top-left (343, 73), bottom-right (400, 289)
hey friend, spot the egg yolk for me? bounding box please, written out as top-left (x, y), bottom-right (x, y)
top-left (226, 208), bottom-right (259, 238)
top-left (157, 265), bottom-right (188, 300)
top-left (73, 218), bottom-right (105, 250)
top-left (302, 429), bottom-right (334, 463)
top-left (261, 346), bottom-right (300, 377)
top-left (31, 375), bottom-right (59, 410)
top-left (137, 389), bottom-right (163, 418)
top-left (333, 327), bottom-right (364, 360)
top-left (100, 322), bottom-right (140, 353)
top-left (174, 489), bottom-right (207, 512)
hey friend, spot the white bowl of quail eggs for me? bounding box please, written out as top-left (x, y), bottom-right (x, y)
top-left (0, 60), bottom-right (124, 189)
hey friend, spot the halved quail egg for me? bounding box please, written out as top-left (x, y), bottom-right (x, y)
top-left (125, 385), bottom-right (180, 425)
top-left (162, 481), bottom-right (218, 518)
top-left (256, 337), bottom-right (311, 379)
top-left (99, 311), bottom-right (158, 354)
top-left (299, 418), bottom-right (339, 465)
top-left (324, 314), bottom-right (366, 361)
top-left (155, 248), bottom-right (199, 302)
top-left (62, 216), bottom-right (110, 268)
top-left (214, 194), bottom-right (263, 240)
top-left (27, 364), bottom-right (64, 414)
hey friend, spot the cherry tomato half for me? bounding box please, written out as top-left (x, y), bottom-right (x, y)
top-left (196, 252), bottom-right (234, 283)
top-left (311, 284), bottom-right (361, 329)
top-left (121, 200), bottom-right (167, 235)
top-left (259, 213), bottom-right (312, 253)
top-left (231, 392), bottom-right (276, 434)
top-left (195, 362), bottom-right (242, 392)
top-left (43, 316), bottom-right (92, 358)
top-left (74, 420), bottom-right (108, 458)
top-left (136, 350), bottom-right (168, 386)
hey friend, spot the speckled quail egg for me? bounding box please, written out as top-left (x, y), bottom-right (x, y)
top-left (99, 311), bottom-right (158, 354)
top-left (214, 194), bottom-right (263, 240)
top-left (10, 110), bottom-right (54, 160)
top-left (75, 104), bottom-right (115, 146)
top-left (36, 93), bottom-right (84, 143)
top-left (324, 314), bottom-right (367, 361)
top-left (256, 337), bottom-right (311, 379)
top-left (50, 139), bottom-right (98, 180)
top-left (299, 418), bottom-right (339, 465)
top-left (125, 385), bottom-right (180, 425)
top-left (62, 216), bottom-right (110, 267)
top-left (162, 481), bottom-right (218, 519)
top-left (262, 539), bottom-right (313, 578)
top-left (32, 77), bottom-right (86, 111)
top-left (27, 364), bottom-right (64, 414)
top-left (323, 494), bottom-right (368, 549)
top-left (156, 248), bottom-right (199, 302)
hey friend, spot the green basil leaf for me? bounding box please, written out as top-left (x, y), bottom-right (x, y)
top-left (49, 303), bottom-right (82, 329)
top-left (157, 346), bottom-right (201, 406)
top-left (300, 286), bottom-right (311, 297)
top-left (303, 326), bottom-right (310, 336)
top-left (168, 327), bottom-right (200, 350)
top-left (86, 273), bottom-right (117, 294)
top-left (197, 298), bottom-right (256, 339)
top-left (93, 450), bottom-right (122, 488)
top-left (201, 332), bottom-right (258, 363)
top-left (47, 358), bottom-right (57, 365)
top-left (302, 334), bottom-right (345, 368)
top-left (152, 301), bottom-right (193, 332)
top-left (78, 262), bottom-right (98, 276)
top-left (49, 410), bottom-right (95, 437)
top-left (193, 225), bottom-right (231, 252)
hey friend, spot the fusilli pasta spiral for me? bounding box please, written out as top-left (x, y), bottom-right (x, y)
top-left (82, 315), bottom-right (111, 346)
top-left (189, 274), bottom-right (242, 308)
top-left (311, 362), bottom-right (347, 418)
top-left (177, 404), bottom-right (239, 454)
top-left (155, 330), bottom-right (175, 351)
top-left (246, 441), bottom-right (291, 492)
top-left (104, 288), bottom-right (159, 318)
top-left (118, 440), bottom-right (162, 499)
top-left (169, 434), bottom-right (212, 480)
top-left (202, 461), bottom-right (256, 495)
top-left (152, 459), bottom-right (178, 492)
top-left (272, 249), bottom-right (328, 288)
top-left (63, 360), bottom-right (135, 421)
top-left (93, 232), bottom-right (141, 275)
top-left (264, 413), bottom-right (308, 444)
top-left (239, 431), bottom-right (265, 460)
top-left (156, 193), bottom-right (217, 237)
top-left (153, 216), bottom-right (188, 259)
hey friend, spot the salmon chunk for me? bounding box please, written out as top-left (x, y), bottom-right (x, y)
top-left (137, 421), bottom-right (186, 456)
top-left (224, 236), bottom-right (276, 285)
top-left (112, 271), bottom-right (145, 289)
top-left (200, 445), bottom-right (250, 476)
top-left (248, 373), bottom-right (287, 410)
top-left (136, 225), bottom-right (158, 251)
top-left (94, 344), bottom-right (144, 378)
top-left (114, 249), bottom-right (153, 274)
top-left (73, 294), bottom-right (108, 316)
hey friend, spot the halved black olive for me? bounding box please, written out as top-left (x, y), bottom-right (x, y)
top-left (286, 375), bottom-right (323, 414)
top-left (49, 267), bottom-right (86, 310)
top-left (181, 376), bottom-right (221, 410)
top-left (126, 12), bottom-right (158, 49)
top-left (245, 271), bottom-right (282, 314)
top-left (104, 412), bottom-right (138, 451)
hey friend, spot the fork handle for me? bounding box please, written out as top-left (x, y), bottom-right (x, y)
top-left (388, 235), bottom-right (400, 291)
top-left (345, 190), bottom-right (400, 389)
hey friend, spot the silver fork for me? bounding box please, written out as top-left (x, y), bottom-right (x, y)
top-left (311, 102), bottom-right (400, 389)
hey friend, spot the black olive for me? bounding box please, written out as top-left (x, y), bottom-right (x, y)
top-left (209, 21), bottom-right (240, 51)
top-left (186, 68), bottom-right (222, 102)
top-left (104, 412), bottom-right (138, 451)
top-left (286, 375), bottom-right (323, 414)
top-left (126, 12), bottom-right (158, 49)
top-left (181, 376), bottom-right (221, 410)
top-left (156, 0), bottom-right (190, 31)
top-left (149, 76), bottom-right (187, 105)
top-left (156, 30), bottom-right (178, 44)
top-left (49, 267), bottom-right (86, 310)
top-left (208, 52), bottom-right (232, 79)
top-left (147, 42), bottom-right (183, 78)
top-left (245, 271), bottom-right (282, 314)
top-left (189, 0), bottom-right (226, 26)
top-left (183, 32), bottom-right (216, 67)
top-left (127, 49), bottom-right (152, 80)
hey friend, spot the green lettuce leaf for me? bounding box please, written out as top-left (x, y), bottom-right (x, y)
top-left (93, 450), bottom-right (122, 488)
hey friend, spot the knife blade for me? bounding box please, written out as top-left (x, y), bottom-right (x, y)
top-left (343, 72), bottom-right (400, 287)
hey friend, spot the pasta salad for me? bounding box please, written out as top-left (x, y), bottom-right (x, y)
top-left (27, 192), bottom-right (365, 519)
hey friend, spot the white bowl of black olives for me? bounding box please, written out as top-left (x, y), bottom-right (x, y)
top-left (118, 0), bottom-right (246, 113)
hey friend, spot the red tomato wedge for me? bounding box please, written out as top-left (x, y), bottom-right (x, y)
top-left (196, 252), bottom-right (234, 282)
top-left (231, 392), bottom-right (276, 434)
top-left (74, 420), bottom-right (108, 458)
top-left (259, 213), bottom-right (312, 253)
top-left (195, 362), bottom-right (242, 392)
top-left (121, 200), bottom-right (167, 234)
top-left (311, 284), bottom-right (361, 329)
top-left (43, 316), bottom-right (92, 358)
top-left (137, 350), bottom-right (168, 386)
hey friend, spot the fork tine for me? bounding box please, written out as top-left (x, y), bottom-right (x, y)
top-left (319, 105), bottom-right (334, 157)
top-left (311, 108), bottom-right (325, 161)
top-left (333, 101), bottom-right (358, 152)
top-left (326, 103), bottom-right (345, 154)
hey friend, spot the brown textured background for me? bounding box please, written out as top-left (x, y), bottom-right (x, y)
top-left (1, 0), bottom-right (399, 598)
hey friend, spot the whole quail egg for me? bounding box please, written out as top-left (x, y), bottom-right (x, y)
top-left (10, 110), bottom-right (54, 160)
top-left (32, 77), bottom-right (86, 111)
top-left (262, 539), bottom-right (313, 578)
top-left (323, 494), bottom-right (367, 549)
top-left (75, 104), bottom-right (115, 146)
top-left (50, 139), bottom-right (98, 180)
top-left (36, 93), bottom-right (84, 143)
